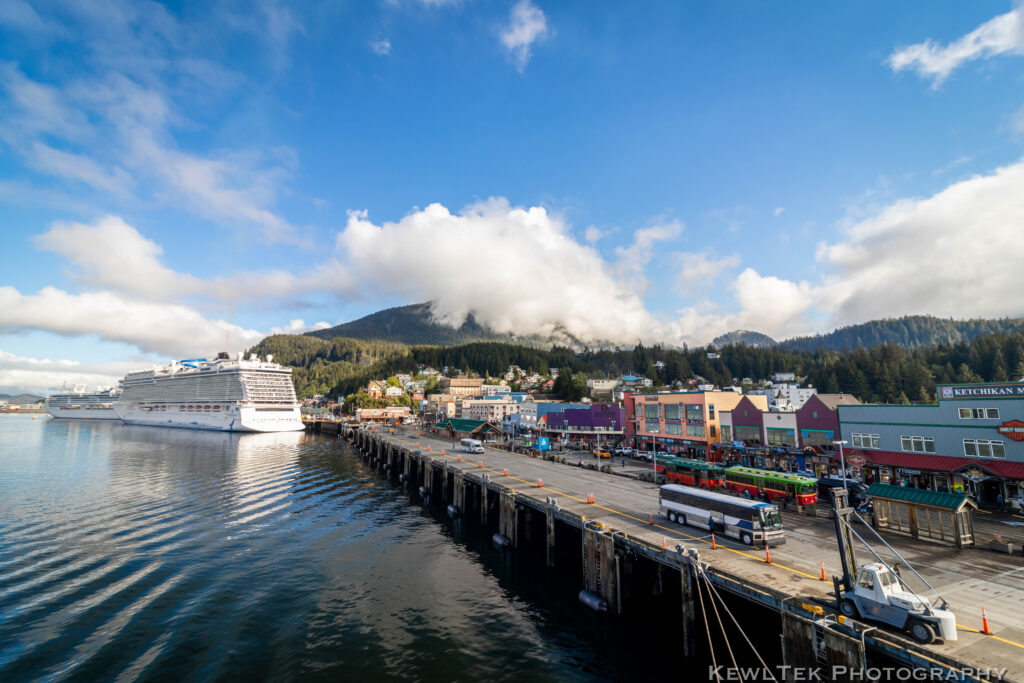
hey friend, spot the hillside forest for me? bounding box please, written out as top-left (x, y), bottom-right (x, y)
top-left (250, 329), bottom-right (1024, 403)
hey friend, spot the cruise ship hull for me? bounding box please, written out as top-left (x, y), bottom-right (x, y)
top-left (113, 404), bottom-right (304, 432)
top-left (45, 405), bottom-right (120, 420)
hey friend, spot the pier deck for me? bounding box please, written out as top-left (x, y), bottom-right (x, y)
top-left (334, 422), bottom-right (1024, 681)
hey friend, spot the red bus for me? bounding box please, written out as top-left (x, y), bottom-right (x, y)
top-left (723, 466), bottom-right (818, 505)
top-left (655, 456), bottom-right (726, 489)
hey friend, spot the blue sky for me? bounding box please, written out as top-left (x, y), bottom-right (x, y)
top-left (2, 0), bottom-right (1024, 394)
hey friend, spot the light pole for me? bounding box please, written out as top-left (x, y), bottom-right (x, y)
top-left (834, 440), bottom-right (849, 491)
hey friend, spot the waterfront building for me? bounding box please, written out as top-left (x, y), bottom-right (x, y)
top-left (356, 406), bottom-right (411, 423)
top-left (481, 384), bottom-right (512, 396)
top-left (623, 390), bottom-right (748, 458)
top-left (463, 399), bottom-right (520, 423)
top-left (586, 378), bottom-right (620, 395)
top-left (439, 377), bottom-right (484, 398)
top-left (541, 403), bottom-right (624, 447)
top-left (519, 400), bottom-right (589, 428)
top-left (423, 393), bottom-right (456, 421)
top-left (837, 381), bottom-right (1024, 504)
top-left (718, 393), bottom-right (859, 475)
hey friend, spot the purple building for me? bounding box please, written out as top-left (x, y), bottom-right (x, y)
top-left (542, 403), bottom-right (625, 445)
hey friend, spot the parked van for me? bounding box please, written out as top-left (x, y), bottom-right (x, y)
top-left (460, 438), bottom-right (485, 454)
top-left (817, 477), bottom-right (868, 506)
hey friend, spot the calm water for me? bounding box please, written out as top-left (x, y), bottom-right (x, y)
top-left (0, 416), bottom-right (693, 681)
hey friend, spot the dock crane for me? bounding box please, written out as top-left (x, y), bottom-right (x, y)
top-left (829, 488), bottom-right (957, 645)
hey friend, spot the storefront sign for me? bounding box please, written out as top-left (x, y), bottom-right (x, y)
top-left (997, 419), bottom-right (1024, 441)
top-left (941, 383), bottom-right (1024, 399)
top-left (846, 455), bottom-right (866, 467)
top-left (897, 468), bottom-right (921, 475)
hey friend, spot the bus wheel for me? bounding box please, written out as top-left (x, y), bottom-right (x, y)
top-left (740, 532), bottom-right (752, 545)
top-left (678, 514), bottom-right (686, 526)
top-left (667, 512), bottom-right (677, 523)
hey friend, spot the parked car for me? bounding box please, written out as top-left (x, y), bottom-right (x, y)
top-left (612, 446), bottom-right (634, 457)
top-left (817, 477), bottom-right (868, 506)
top-left (636, 450), bottom-right (655, 462)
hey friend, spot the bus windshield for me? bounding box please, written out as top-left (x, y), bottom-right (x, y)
top-left (760, 508), bottom-right (783, 529)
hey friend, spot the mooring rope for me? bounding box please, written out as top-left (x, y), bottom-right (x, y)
top-left (696, 565), bottom-right (721, 682)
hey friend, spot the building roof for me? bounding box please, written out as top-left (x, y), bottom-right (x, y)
top-left (438, 418), bottom-right (502, 435)
top-left (865, 483), bottom-right (977, 511)
top-left (814, 394), bottom-right (861, 410)
top-left (842, 449), bottom-right (1024, 480)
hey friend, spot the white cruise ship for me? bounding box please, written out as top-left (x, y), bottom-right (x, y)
top-left (114, 352), bottom-right (304, 432)
top-left (45, 385), bottom-right (122, 420)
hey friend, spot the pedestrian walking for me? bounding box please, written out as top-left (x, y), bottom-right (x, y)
top-left (997, 493), bottom-right (1005, 512)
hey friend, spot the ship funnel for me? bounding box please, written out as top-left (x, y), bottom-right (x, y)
top-left (267, 354), bottom-right (274, 363)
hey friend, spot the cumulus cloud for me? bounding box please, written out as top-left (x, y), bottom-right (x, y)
top-left (773, 207), bottom-right (785, 217)
top-left (888, 5), bottom-right (1024, 87)
top-left (337, 199), bottom-right (662, 344)
top-left (33, 215), bottom-right (342, 302)
top-left (500, 0), bottom-right (549, 72)
top-left (676, 250), bottom-right (741, 293)
top-left (369, 36), bottom-right (391, 55)
top-left (614, 221), bottom-right (683, 278)
top-left (816, 158), bottom-right (1024, 325)
top-left (0, 287), bottom-right (265, 357)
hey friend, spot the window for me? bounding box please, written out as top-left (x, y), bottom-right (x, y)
top-left (686, 424), bottom-right (706, 437)
top-left (900, 435), bottom-right (935, 453)
top-left (851, 433), bottom-right (880, 449)
top-left (734, 426), bottom-right (761, 443)
top-left (959, 407), bottom-right (999, 420)
top-left (857, 570), bottom-right (874, 590)
top-left (644, 404), bottom-right (660, 420)
top-left (665, 423), bottom-right (682, 435)
top-left (710, 425), bottom-right (717, 438)
top-left (645, 421), bottom-right (660, 433)
top-left (664, 404), bottom-right (681, 420)
top-left (766, 428), bottom-right (796, 447)
top-left (685, 405), bottom-right (704, 424)
top-left (720, 425), bottom-right (732, 442)
top-left (964, 439), bottom-right (1005, 458)
top-left (812, 411), bottom-right (818, 419)
top-left (801, 430), bottom-right (835, 447)
top-left (708, 405), bottom-right (715, 420)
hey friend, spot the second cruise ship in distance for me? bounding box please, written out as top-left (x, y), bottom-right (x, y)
top-left (114, 352), bottom-right (304, 432)
top-left (45, 384), bottom-right (121, 420)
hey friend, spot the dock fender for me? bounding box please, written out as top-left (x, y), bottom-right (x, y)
top-left (492, 533), bottom-right (510, 549)
top-left (578, 590), bottom-right (608, 612)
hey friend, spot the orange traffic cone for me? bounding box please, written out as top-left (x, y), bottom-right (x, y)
top-left (503, 467), bottom-right (508, 476)
top-left (982, 608), bottom-right (991, 635)
top-left (440, 450), bottom-right (445, 455)
top-left (457, 454), bottom-right (461, 461)
top-left (649, 514), bottom-right (654, 525)
top-left (711, 533), bottom-right (716, 550)
top-left (663, 536), bottom-right (667, 549)
top-left (537, 479), bottom-right (543, 487)
top-left (478, 461), bottom-right (484, 468)
top-left (426, 446), bottom-right (431, 451)
top-left (820, 561), bottom-right (826, 581)
top-left (765, 547), bottom-right (771, 564)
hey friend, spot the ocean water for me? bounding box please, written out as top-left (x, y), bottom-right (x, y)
top-left (0, 416), bottom-right (695, 681)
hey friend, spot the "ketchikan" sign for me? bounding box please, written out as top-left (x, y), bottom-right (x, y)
top-left (940, 383), bottom-right (1024, 399)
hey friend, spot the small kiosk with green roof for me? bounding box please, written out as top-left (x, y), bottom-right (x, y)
top-left (866, 483), bottom-right (978, 548)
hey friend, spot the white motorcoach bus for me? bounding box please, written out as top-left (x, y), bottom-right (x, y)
top-left (460, 438), bottom-right (484, 454)
top-left (659, 484), bottom-right (786, 547)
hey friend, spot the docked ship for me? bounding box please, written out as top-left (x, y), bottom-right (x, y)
top-left (114, 352), bottom-right (304, 432)
top-left (45, 385), bottom-right (122, 420)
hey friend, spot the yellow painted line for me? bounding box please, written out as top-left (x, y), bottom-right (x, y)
top-left (426, 444), bottom-right (822, 579)
top-left (956, 623), bottom-right (1024, 650)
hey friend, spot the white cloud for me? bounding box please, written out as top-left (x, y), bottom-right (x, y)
top-left (270, 319), bottom-right (332, 335)
top-left (1011, 105), bottom-right (1024, 136)
top-left (0, 350), bottom-right (139, 396)
top-left (33, 215), bottom-right (341, 303)
top-left (500, 0), bottom-right (549, 72)
top-left (816, 158), bottom-right (1024, 325)
top-left (773, 207), bottom-right (785, 217)
top-left (0, 0), bottom-right (67, 37)
top-left (614, 221), bottom-right (683, 278)
top-left (584, 225), bottom-right (605, 243)
top-left (0, 286), bottom-right (265, 357)
top-left (370, 36), bottom-right (392, 55)
top-left (888, 5), bottom-right (1024, 87)
top-left (336, 199), bottom-right (661, 345)
top-left (675, 250), bottom-right (741, 293)
top-left (27, 142), bottom-right (135, 196)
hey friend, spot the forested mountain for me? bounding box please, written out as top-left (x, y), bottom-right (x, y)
top-left (0, 393), bottom-right (43, 403)
top-left (253, 331), bottom-right (1024, 405)
top-left (780, 316), bottom-right (1024, 352)
top-left (711, 330), bottom-right (777, 348)
top-left (307, 303), bottom-right (513, 346)
top-left (309, 304), bottom-right (1024, 356)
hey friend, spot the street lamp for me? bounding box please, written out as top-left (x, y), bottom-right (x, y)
top-left (833, 440), bottom-right (849, 491)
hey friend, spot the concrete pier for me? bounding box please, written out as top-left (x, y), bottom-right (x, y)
top-left (324, 422), bottom-right (1024, 682)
